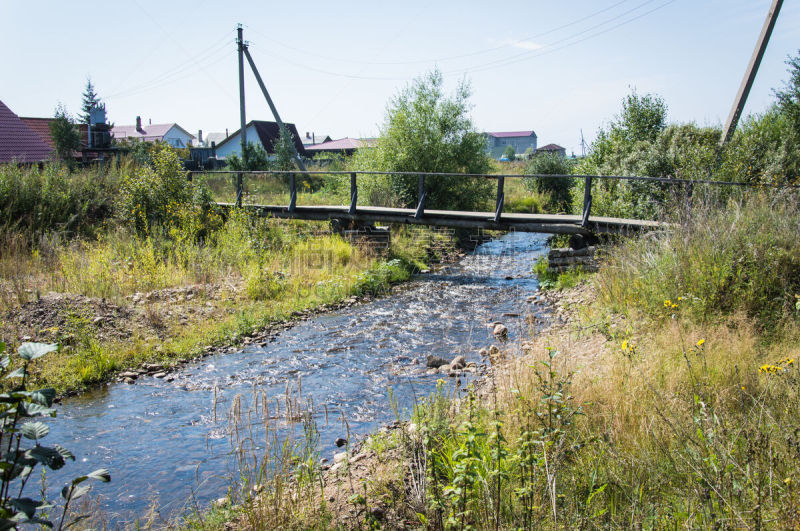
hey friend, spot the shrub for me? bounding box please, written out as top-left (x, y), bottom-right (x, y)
top-left (349, 69), bottom-right (493, 211)
top-left (525, 153), bottom-right (575, 212)
top-left (119, 144), bottom-right (213, 235)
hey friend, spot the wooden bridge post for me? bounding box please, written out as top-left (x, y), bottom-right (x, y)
top-left (494, 176), bottom-right (505, 222)
top-left (415, 174), bottom-right (426, 219)
top-left (349, 172), bottom-right (358, 215)
top-left (289, 172), bottom-right (297, 213)
top-left (581, 175), bottom-right (593, 227)
top-left (235, 172), bottom-right (243, 208)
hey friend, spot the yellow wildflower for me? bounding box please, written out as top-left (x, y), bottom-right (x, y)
top-left (696, 339), bottom-right (705, 347)
top-left (663, 299), bottom-right (671, 308)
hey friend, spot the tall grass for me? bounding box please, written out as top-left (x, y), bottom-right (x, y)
top-left (0, 162), bottom-right (120, 236)
top-left (596, 190), bottom-right (800, 329)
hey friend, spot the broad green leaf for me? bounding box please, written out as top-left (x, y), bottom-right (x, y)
top-left (4, 368), bottom-right (25, 380)
top-left (27, 446), bottom-right (66, 470)
top-left (17, 343), bottom-right (58, 361)
top-left (20, 421), bottom-right (49, 440)
top-left (62, 484), bottom-right (90, 501)
top-left (19, 402), bottom-right (56, 418)
top-left (87, 468), bottom-right (111, 482)
top-left (29, 388), bottom-right (56, 407)
top-left (8, 497), bottom-right (45, 519)
top-left (54, 445), bottom-right (75, 461)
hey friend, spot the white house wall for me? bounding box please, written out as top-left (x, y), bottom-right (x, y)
top-left (214, 124), bottom-right (261, 159)
top-left (163, 125), bottom-right (195, 148)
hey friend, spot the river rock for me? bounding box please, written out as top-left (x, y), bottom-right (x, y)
top-left (426, 368), bottom-right (439, 375)
top-left (479, 347), bottom-right (489, 357)
top-left (334, 451), bottom-right (348, 464)
top-left (438, 365), bottom-right (451, 374)
top-left (450, 355), bottom-right (466, 369)
top-left (489, 345), bottom-right (500, 355)
top-left (335, 437), bottom-right (347, 447)
top-left (426, 355), bottom-right (449, 368)
top-left (120, 371), bottom-right (138, 379)
top-left (213, 497), bottom-right (227, 509)
top-left (123, 377), bottom-right (135, 384)
top-left (152, 372), bottom-right (167, 379)
top-left (493, 323), bottom-right (508, 339)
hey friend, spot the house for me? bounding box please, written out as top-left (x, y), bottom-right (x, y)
top-left (536, 143), bottom-right (567, 157)
top-left (301, 131), bottom-right (332, 147)
top-left (305, 137), bottom-right (377, 156)
top-left (214, 120), bottom-right (306, 159)
top-left (112, 117), bottom-right (195, 148)
top-left (484, 130), bottom-right (538, 159)
top-left (0, 100), bottom-right (53, 163)
top-left (20, 117), bottom-right (90, 149)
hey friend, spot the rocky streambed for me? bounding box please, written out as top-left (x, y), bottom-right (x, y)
top-left (42, 231), bottom-right (551, 525)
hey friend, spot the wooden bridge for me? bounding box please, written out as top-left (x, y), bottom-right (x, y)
top-left (191, 170), bottom-right (759, 236)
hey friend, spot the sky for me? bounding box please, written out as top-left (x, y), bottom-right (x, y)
top-left (2, 0), bottom-right (799, 155)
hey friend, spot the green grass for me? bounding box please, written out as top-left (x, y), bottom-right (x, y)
top-left (532, 256), bottom-right (593, 290)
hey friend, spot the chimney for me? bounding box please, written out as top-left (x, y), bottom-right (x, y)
top-left (198, 129), bottom-right (203, 145)
top-left (225, 128), bottom-right (229, 138)
top-left (136, 116), bottom-right (142, 131)
top-left (306, 131), bottom-right (310, 139)
top-left (149, 118), bottom-right (152, 125)
top-left (312, 132), bottom-right (315, 144)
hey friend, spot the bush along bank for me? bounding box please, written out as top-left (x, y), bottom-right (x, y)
top-left (191, 191), bottom-right (800, 529)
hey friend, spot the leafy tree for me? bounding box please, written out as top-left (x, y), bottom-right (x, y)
top-left (525, 153), bottom-right (575, 211)
top-left (612, 90), bottom-right (667, 143)
top-left (502, 145), bottom-right (516, 161)
top-left (350, 69), bottom-right (492, 211)
top-left (80, 77), bottom-right (101, 124)
top-left (774, 50), bottom-right (800, 135)
top-left (50, 104), bottom-right (80, 165)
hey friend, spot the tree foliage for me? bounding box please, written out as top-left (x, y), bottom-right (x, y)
top-left (774, 49), bottom-right (800, 135)
top-left (350, 69), bottom-right (492, 211)
top-left (525, 153), bottom-right (575, 212)
top-left (502, 145), bottom-right (516, 161)
top-left (50, 104), bottom-right (80, 165)
top-left (80, 78), bottom-right (101, 125)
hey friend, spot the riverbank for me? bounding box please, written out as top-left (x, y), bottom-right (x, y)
top-left (1, 220), bottom-right (461, 397)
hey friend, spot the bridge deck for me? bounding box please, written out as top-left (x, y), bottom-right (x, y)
top-left (224, 203), bottom-right (663, 235)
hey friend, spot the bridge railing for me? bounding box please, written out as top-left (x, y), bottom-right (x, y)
top-left (189, 169), bottom-right (798, 227)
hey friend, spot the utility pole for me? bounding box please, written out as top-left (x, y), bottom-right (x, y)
top-left (720, 0), bottom-right (783, 146)
top-left (237, 24), bottom-right (247, 161)
top-left (242, 46), bottom-right (307, 172)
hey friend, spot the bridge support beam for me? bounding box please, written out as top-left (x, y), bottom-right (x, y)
top-left (349, 172), bottom-right (358, 215)
top-left (494, 176), bottom-right (504, 223)
top-left (415, 174), bottom-right (426, 219)
top-left (289, 173), bottom-right (297, 213)
top-left (581, 175), bottom-right (593, 227)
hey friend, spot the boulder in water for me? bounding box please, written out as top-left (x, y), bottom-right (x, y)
top-left (493, 323), bottom-right (508, 339)
top-left (450, 355), bottom-right (466, 369)
top-left (426, 355), bottom-right (449, 368)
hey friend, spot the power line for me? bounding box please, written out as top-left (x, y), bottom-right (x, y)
top-left (446, 0), bottom-right (676, 75)
top-left (245, 0), bottom-right (632, 67)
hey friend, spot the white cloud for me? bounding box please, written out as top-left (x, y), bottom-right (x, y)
top-left (503, 39), bottom-right (544, 51)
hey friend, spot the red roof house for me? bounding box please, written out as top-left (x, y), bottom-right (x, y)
top-left (0, 100), bottom-right (53, 163)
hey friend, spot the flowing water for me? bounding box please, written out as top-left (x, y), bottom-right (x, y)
top-left (46, 231), bottom-right (549, 525)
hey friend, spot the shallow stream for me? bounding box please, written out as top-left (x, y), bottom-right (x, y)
top-left (46, 231), bottom-right (548, 524)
